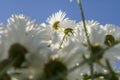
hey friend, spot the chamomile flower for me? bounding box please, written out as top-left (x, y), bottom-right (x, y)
top-left (35, 23), bottom-right (63, 52)
top-left (56, 19), bottom-right (77, 49)
top-left (37, 40), bottom-right (86, 80)
top-left (101, 24), bottom-right (120, 63)
top-left (76, 21), bottom-right (120, 73)
top-left (1, 14), bottom-right (46, 68)
top-left (46, 10), bottom-right (68, 31)
top-left (57, 20), bottom-right (120, 77)
top-left (58, 19), bottom-right (76, 35)
top-left (102, 24), bottom-right (120, 46)
top-left (23, 43), bottom-right (53, 80)
top-left (77, 20), bottom-right (103, 44)
top-left (0, 14), bottom-right (55, 80)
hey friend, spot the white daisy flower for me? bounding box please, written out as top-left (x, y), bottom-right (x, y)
top-left (58, 19), bottom-right (77, 35)
top-left (46, 10), bottom-right (68, 31)
top-left (55, 19), bottom-right (78, 49)
top-left (1, 14), bottom-right (49, 68)
top-left (101, 24), bottom-right (120, 64)
top-left (35, 40), bottom-right (86, 80)
top-left (102, 24), bottom-right (120, 44)
top-left (23, 44), bottom-right (53, 80)
top-left (80, 21), bottom-right (120, 71)
top-left (35, 23), bottom-right (63, 52)
top-left (59, 20), bottom-right (120, 76)
top-left (0, 14), bottom-right (54, 80)
top-left (77, 20), bottom-right (103, 44)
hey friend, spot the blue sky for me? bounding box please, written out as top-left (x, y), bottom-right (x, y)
top-left (0, 0), bottom-right (120, 26)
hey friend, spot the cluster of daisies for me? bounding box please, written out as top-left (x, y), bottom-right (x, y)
top-left (0, 10), bottom-right (120, 80)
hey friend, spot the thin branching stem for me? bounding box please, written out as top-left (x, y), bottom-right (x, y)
top-left (52, 39), bottom-right (120, 80)
top-left (68, 39), bottom-right (120, 74)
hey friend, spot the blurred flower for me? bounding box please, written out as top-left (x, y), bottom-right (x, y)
top-left (40, 41), bottom-right (85, 80)
top-left (1, 15), bottom-right (42, 67)
top-left (76, 21), bottom-right (120, 74)
top-left (102, 24), bottom-right (120, 66)
top-left (0, 14), bottom-right (53, 71)
top-left (0, 10), bottom-right (119, 80)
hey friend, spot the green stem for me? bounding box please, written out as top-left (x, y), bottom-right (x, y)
top-left (77, 0), bottom-right (91, 50)
top-left (0, 56), bottom-right (21, 77)
top-left (90, 63), bottom-right (94, 80)
top-left (97, 62), bottom-right (107, 70)
top-left (59, 35), bottom-right (66, 49)
top-left (106, 59), bottom-right (113, 73)
top-left (68, 39), bottom-right (120, 74)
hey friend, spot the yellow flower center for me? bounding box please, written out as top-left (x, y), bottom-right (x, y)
top-left (64, 28), bottom-right (73, 35)
top-left (43, 59), bottom-right (67, 80)
top-left (104, 34), bottom-right (115, 46)
top-left (8, 43), bottom-right (28, 68)
top-left (91, 43), bottom-right (104, 63)
top-left (52, 21), bottom-right (60, 30)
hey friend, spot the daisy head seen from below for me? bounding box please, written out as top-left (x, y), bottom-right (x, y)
top-left (1, 14), bottom-right (43, 68)
top-left (46, 10), bottom-right (68, 31)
